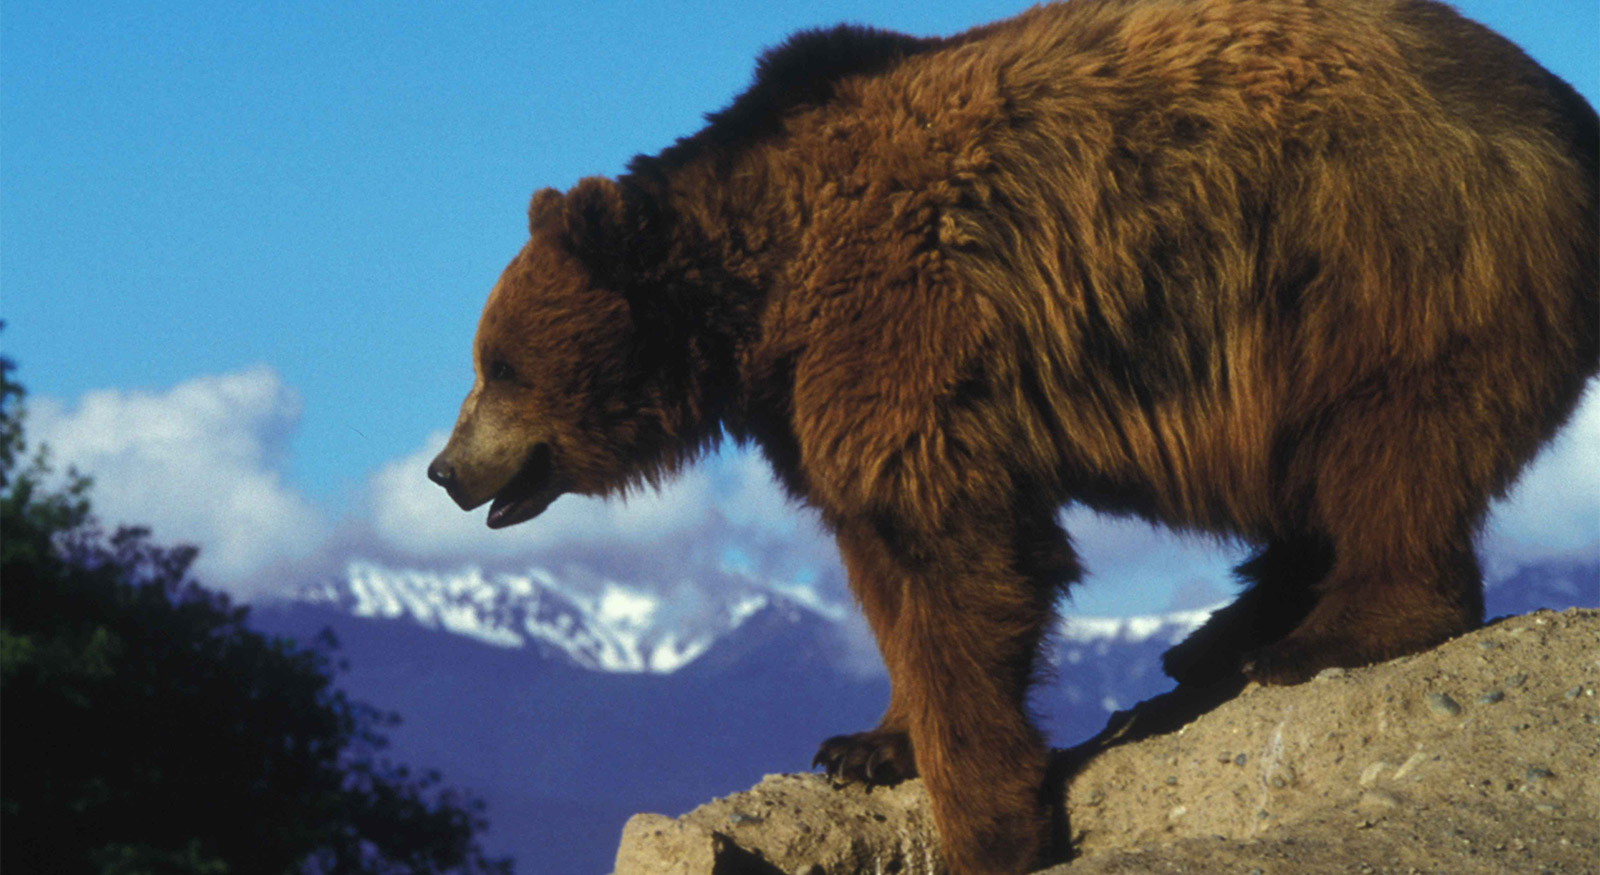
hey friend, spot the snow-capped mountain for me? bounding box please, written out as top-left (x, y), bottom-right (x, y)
top-left (251, 566), bottom-right (879, 875)
top-left (295, 563), bottom-right (761, 673)
top-left (253, 562), bottom-right (1216, 874)
top-left (280, 554), bottom-right (1593, 684)
top-left (249, 556), bottom-right (1593, 875)
top-left (1046, 609), bottom-right (1214, 716)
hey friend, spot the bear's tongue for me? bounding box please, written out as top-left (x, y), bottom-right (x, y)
top-left (486, 443), bottom-right (562, 529)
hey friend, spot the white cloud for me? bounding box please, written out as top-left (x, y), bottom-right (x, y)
top-left (367, 432), bottom-right (719, 561)
top-left (1060, 509), bottom-right (1245, 616)
top-left (1483, 380), bottom-right (1600, 572)
top-left (28, 367), bottom-right (324, 596)
top-left (366, 435), bottom-right (842, 595)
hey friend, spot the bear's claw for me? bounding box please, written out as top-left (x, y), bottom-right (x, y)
top-left (813, 728), bottom-right (916, 786)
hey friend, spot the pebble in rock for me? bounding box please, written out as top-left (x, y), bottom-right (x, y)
top-left (1359, 789), bottom-right (1401, 811)
top-left (1426, 692), bottom-right (1462, 717)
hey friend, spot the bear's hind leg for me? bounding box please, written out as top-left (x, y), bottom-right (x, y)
top-left (1244, 371), bottom-right (1501, 684)
top-left (1244, 536), bottom-right (1482, 684)
top-left (1162, 537), bottom-right (1330, 686)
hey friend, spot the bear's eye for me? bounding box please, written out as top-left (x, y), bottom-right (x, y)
top-left (488, 359), bottom-right (515, 383)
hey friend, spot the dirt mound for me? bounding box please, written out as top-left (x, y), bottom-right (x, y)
top-left (613, 609), bottom-right (1598, 874)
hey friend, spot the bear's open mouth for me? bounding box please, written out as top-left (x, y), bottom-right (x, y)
top-left (486, 443), bottom-right (563, 529)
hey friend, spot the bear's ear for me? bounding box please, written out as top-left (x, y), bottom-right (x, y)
top-left (540, 175), bottom-right (659, 287)
top-left (527, 187), bottom-right (565, 234)
top-left (562, 177), bottom-right (631, 258)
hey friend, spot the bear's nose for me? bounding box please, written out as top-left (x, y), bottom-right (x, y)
top-left (427, 456), bottom-right (456, 489)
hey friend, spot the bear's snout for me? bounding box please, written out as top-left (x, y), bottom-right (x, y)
top-left (427, 437), bottom-right (565, 528)
top-left (426, 452), bottom-right (475, 510)
top-left (426, 454), bottom-right (458, 491)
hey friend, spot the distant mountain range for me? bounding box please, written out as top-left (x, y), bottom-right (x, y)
top-left (249, 556), bottom-right (1596, 875)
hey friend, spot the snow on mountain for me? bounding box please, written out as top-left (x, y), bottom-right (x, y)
top-left (294, 562), bottom-right (817, 674)
top-left (286, 560), bottom-right (1225, 738)
top-left (1058, 608), bottom-right (1215, 647)
top-left (1044, 608), bottom-right (1212, 722)
top-left (293, 561), bottom-right (1225, 679)
top-left (289, 552), bottom-right (1594, 686)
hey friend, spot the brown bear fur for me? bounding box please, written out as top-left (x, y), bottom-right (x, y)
top-left (429, 1), bottom-right (1598, 871)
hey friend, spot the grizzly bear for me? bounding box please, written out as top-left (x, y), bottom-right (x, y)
top-left (427, 0), bottom-right (1598, 871)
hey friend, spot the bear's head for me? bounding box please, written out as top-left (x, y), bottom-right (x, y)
top-left (428, 176), bottom-right (696, 528)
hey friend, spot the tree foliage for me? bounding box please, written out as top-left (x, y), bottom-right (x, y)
top-left (0, 353), bottom-right (513, 875)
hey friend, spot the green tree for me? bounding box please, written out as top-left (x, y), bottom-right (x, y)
top-left (0, 353), bottom-right (513, 875)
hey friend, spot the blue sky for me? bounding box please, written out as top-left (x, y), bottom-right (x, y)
top-left (3, 0), bottom-right (1596, 615)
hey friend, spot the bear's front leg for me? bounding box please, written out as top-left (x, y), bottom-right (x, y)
top-left (813, 522), bottom-right (921, 786)
top-left (826, 518), bottom-right (1070, 875)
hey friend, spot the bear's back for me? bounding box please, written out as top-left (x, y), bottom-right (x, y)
top-left (680, 0), bottom-right (1597, 532)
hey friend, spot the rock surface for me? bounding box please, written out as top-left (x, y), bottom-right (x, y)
top-left (613, 609), bottom-right (1599, 874)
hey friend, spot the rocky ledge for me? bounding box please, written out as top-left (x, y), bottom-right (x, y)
top-left (614, 608), bottom-right (1598, 874)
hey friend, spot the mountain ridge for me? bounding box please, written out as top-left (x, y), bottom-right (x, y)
top-left (284, 561), bottom-right (1230, 676)
top-left (249, 555), bottom-right (1595, 874)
